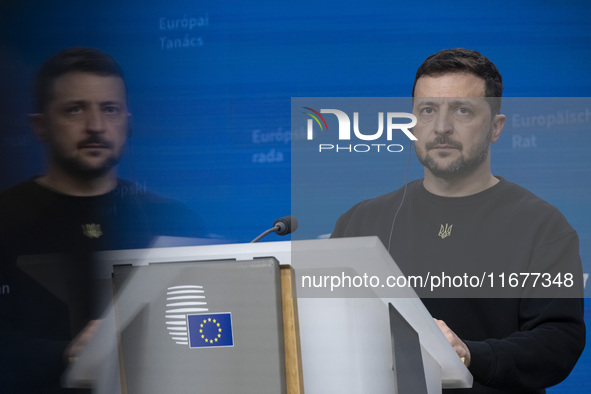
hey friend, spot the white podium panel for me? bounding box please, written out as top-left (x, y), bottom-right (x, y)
top-left (64, 237), bottom-right (471, 393)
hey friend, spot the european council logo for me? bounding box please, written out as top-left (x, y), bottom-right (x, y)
top-left (165, 285), bottom-right (209, 346)
top-left (187, 312), bottom-right (234, 348)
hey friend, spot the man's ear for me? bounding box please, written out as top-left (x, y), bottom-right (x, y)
top-left (490, 113), bottom-right (506, 143)
top-left (29, 113), bottom-right (49, 142)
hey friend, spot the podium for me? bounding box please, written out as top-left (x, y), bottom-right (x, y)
top-left (64, 236), bottom-right (472, 393)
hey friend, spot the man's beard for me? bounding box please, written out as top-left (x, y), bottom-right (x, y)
top-left (415, 128), bottom-right (492, 180)
top-left (51, 136), bottom-right (123, 179)
top-left (55, 154), bottom-right (121, 179)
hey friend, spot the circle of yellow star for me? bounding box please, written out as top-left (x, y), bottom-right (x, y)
top-left (200, 317), bottom-right (223, 343)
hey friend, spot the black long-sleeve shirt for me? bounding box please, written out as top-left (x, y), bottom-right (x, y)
top-left (0, 178), bottom-right (204, 393)
top-left (332, 177), bottom-right (585, 393)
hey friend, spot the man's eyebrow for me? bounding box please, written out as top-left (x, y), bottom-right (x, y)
top-left (447, 99), bottom-right (479, 107)
top-left (414, 98), bottom-right (481, 107)
top-left (414, 100), bottom-right (439, 107)
top-left (59, 99), bottom-right (123, 106)
top-left (57, 99), bottom-right (86, 107)
top-left (100, 100), bottom-right (124, 106)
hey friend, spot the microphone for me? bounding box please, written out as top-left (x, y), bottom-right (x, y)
top-left (251, 216), bottom-right (298, 243)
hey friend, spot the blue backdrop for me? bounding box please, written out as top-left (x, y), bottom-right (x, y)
top-left (1, 0), bottom-right (590, 391)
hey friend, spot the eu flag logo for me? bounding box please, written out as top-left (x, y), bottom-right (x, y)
top-left (187, 312), bottom-right (234, 348)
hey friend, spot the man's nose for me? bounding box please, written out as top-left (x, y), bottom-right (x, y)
top-left (433, 111), bottom-right (453, 136)
top-left (86, 108), bottom-right (105, 133)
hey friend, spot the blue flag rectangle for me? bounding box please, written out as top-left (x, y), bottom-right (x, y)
top-left (187, 312), bottom-right (234, 348)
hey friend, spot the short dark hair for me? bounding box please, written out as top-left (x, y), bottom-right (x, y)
top-left (34, 47), bottom-right (126, 112)
top-left (412, 48), bottom-right (503, 114)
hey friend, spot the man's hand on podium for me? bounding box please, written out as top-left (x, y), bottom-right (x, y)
top-left (434, 318), bottom-right (471, 367)
top-left (64, 319), bottom-right (102, 364)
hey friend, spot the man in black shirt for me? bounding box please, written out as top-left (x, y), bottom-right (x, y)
top-left (0, 47), bottom-right (203, 392)
top-left (332, 48), bottom-right (585, 393)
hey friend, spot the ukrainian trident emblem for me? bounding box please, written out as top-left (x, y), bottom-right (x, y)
top-left (81, 223), bottom-right (103, 239)
top-left (438, 223), bottom-right (453, 239)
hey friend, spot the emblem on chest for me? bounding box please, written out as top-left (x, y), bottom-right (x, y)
top-left (82, 223), bottom-right (103, 239)
top-left (438, 223), bottom-right (453, 239)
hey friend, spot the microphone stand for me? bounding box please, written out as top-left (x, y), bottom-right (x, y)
top-left (250, 225), bottom-right (281, 243)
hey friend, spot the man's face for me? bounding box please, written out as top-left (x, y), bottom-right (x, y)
top-left (412, 72), bottom-right (504, 180)
top-left (32, 72), bottom-right (130, 178)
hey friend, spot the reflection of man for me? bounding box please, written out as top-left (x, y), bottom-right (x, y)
top-left (332, 48), bottom-right (585, 393)
top-left (0, 47), bottom-right (203, 392)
